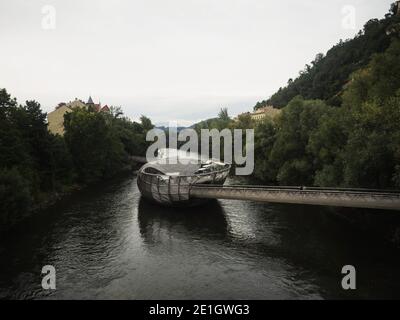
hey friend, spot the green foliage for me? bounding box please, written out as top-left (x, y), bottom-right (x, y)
top-left (217, 108), bottom-right (231, 129)
top-left (268, 97), bottom-right (331, 186)
top-left (48, 134), bottom-right (75, 187)
top-left (0, 92), bottom-right (30, 171)
top-left (0, 90), bottom-right (72, 199)
top-left (64, 108), bottom-right (153, 184)
top-left (64, 109), bottom-right (124, 183)
top-left (140, 115), bottom-right (154, 132)
top-left (233, 113), bottom-right (253, 130)
top-left (114, 117), bottom-right (151, 157)
top-left (254, 7), bottom-right (399, 109)
top-left (191, 117), bottom-right (219, 131)
top-left (253, 118), bottom-right (278, 182)
top-left (0, 88), bottom-right (153, 226)
top-left (253, 38), bottom-right (400, 189)
top-left (0, 168), bottom-right (31, 225)
top-left (192, 108), bottom-right (232, 133)
top-left (339, 40), bottom-right (400, 188)
top-left (307, 108), bottom-right (347, 187)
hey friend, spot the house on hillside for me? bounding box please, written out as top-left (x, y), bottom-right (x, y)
top-left (250, 106), bottom-right (281, 121)
top-left (234, 105), bottom-right (281, 122)
top-left (47, 96), bottom-right (110, 135)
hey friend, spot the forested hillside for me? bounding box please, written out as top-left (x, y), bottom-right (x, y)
top-left (254, 2), bottom-right (400, 109)
top-left (193, 4), bottom-right (400, 190)
top-left (253, 36), bottom-right (400, 189)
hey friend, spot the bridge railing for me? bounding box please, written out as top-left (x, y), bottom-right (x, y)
top-left (190, 184), bottom-right (400, 211)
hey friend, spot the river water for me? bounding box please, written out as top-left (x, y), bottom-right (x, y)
top-left (1, 175), bottom-right (400, 299)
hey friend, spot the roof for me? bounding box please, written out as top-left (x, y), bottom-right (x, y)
top-left (67, 99), bottom-right (86, 109)
top-left (100, 105), bottom-right (110, 112)
top-left (87, 96), bottom-right (94, 104)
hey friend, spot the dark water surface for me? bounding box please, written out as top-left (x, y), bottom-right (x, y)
top-left (1, 175), bottom-right (400, 299)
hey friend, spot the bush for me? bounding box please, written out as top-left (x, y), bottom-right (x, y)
top-left (0, 168), bottom-right (31, 226)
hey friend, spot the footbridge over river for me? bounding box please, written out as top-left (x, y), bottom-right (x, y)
top-left (131, 156), bottom-right (400, 210)
top-left (190, 185), bottom-right (400, 211)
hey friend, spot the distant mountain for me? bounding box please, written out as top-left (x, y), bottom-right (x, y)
top-left (189, 118), bottom-right (219, 129)
top-left (155, 126), bottom-right (188, 132)
top-left (255, 3), bottom-right (400, 109)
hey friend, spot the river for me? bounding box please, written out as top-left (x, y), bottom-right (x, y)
top-left (1, 175), bottom-right (400, 299)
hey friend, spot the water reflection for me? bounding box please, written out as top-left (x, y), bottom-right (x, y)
top-left (138, 198), bottom-right (228, 245)
top-left (1, 176), bottom-right (400, 299)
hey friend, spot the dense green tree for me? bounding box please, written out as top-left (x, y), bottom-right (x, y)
top-left (113, 117), bottom-right (150, 156)
top-left (253, 118), bottom-right (278, 182)
top-left (0, 88), bottom-right (153, 226)
top-left (64, 108), bottom-right (125, 183)
top-left (140, 115), bottom-right (154, 132)
top-left (0, 89), bottom-right (30, 171)
top-left (0, 89), bottom-right (75, 223)
top-left (0, 168), bottom-right (31, 225)
top-left (233, 113), bottom-right (253, 130)
top-left (64, 108), bottom-right (153, 183)
top-left (267, 97), bottom-right (330, 185)
top-left (342, 100), bottom-right (398, 188)
top-left (307, 108), bottom-right (347, 187)
top-left (218, 108), bottom-right (229, 121)
top-left (253, 38), bottom-right (400, 189)
top-left (339, 39), bottom-right (400, 188)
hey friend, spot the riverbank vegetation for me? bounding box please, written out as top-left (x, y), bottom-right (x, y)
top-left (194, 4), bottom-right (400, 190)
top-left (252, 10), bottom-right (400, 189)
top-left (0, 90), bottom-right (153, 226)
top-left (2, 3), bottom-right (400, 227)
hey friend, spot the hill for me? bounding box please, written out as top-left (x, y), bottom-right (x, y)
top-left (254, 2), bottom-right (400, 109)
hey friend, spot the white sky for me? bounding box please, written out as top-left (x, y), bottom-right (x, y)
top-left (0, 0), bottom-right (394, 126)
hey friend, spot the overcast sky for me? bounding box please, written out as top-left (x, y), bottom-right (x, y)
top-left (0, 0), bottom-right (394, 126)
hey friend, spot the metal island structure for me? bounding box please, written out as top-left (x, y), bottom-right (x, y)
top-left (136, 152), bottom-right (400, 211)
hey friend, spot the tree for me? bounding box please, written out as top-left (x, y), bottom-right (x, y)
top-left (308, 108), bottom-right (347, 186)
top-left (253, 118), bottom-right (278, 182)
top-left (0, 90), bottom-right (30, 171)
top-left (0, 168), bottom-right (31, 225)
top-left (339, 39), bottom-right (400, 188)
top-left (233, 113), bottom-right (253, 130)
top-left (218, 108), bottom-right (230, 122)
top-left (140, 115), bottom-right (154, 132)
top-left (64, 108), bottom-right (126, 183)
top-left (0, 88), bottom-right (153, 226)
top-left (253, 4), bottom-right (396, 109)
top-left (268, 97), bottom-right (330, 185)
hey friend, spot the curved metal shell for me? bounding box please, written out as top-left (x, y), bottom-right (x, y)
top-left (137, 159), bottom-right (230, 206)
